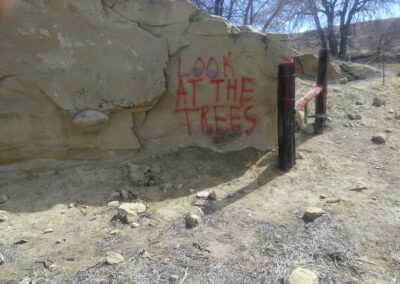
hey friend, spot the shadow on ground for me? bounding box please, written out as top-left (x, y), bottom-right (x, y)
top-left (0, 130), bottom-right (317, 213)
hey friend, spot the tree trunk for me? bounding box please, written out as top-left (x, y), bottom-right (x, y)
top-left (339, 28), bottom-right (349, 59)
top-left (326, 15), bottom-right (338, 57)
top-left (214, 0), bottom-right (224, 16)
top-left (313, 14), bottom-right (328, 49)
top-left (243, 0), bottom-right (253, 25)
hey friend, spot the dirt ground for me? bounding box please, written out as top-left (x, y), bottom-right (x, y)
top-left (0, 76), bottom-right (399, 284)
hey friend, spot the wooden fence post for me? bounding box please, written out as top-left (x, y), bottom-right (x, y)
top-left (314, 49), bottom-right (329, 134)
top-left (278, 62), bottom-right (296, 171)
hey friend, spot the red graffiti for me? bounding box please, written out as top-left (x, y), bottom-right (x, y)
top-left (175, 53), bottom-right (258, 136)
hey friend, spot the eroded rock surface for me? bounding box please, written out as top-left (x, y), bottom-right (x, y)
top-left (0, 0), bottom-right (289, 162)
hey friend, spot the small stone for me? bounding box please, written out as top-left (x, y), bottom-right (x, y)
top-left (371, 134), bottom-right (386, 144)
top-left (209, 191), bottom-right (217, 200)
top-left (109, 229), bottom-right (119, 235)
top-left (105, 252), bottom-right (124, 265)
top-left (388, 109), bottom-right (395, 114)
top-left (0, 253), bottom-right (4, 265)
top-left (107, 191), bottom-right (121, 202)
top-left (119, 189), bottom-right (130, 200)
top-left (169, 274), bottom-right (179, 282)
top-left (303, 207), bottom-right (325, 222)
top-left (164, 182), bottom-right (173, 189)
top-left (355, 101), bottom-right (363, 105)
top-left (107, 200), bottom-right (120, 207)
top-left (19, 277), bottom-right (33, 284)
top-left (347, 113), bottom-right (361, 120)
top-left (196, 191), bottom-right (210, 199)
top-left (325, 198), bottom-right (342, 204)
top-left (130, 222), bottom-right (139, 228)
top-left (68, 203), bottom-right (76, 208)
top-left (116, 202), bottom-right (146, 224)
top-left (372, 97), bottom-right (386, 107)
top-left (385, 129), bottom-right (392, 133)
top-left (140, 249), bottom-right (151, 259)
top-left (152, 166), bottom-right (162, 174)
top-left (319, 194), bottom-right (327, 199)
top-left (143, 165), bottom-right (152, 174)
top-left (193, 199), bottom-right (207, 207)
top-left (12, 239), bottom-right (28, 245)
top-left (185, 213), bottom-right (202, 228)
top-left (43, 260), bottom-right (54, 269)
top-left (285, 267), bottom-right (318, 284)
top-left (0, 194), bottom-right (9, 204)
top-left (55, 239), bottom-right (63, 244)
top-left (339, 77), bottom-right (348, 84)
top-left (302, 123), bottom-right (314, 134)
top-left (129, 164), bottom-right (144, 184)
top-left (0, 210), bottom-right (8, 222)
top-left (43, 228), bottom-right (54, 234)
top-left (296, 152), bottom-right (306, 160)
top-left (332, 88), bottom-right (341, 93)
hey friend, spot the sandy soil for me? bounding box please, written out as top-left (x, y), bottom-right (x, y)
top-left (0, 77), bottom-right (399, 284)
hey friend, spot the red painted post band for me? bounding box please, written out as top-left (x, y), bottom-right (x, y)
top-left (294, 85), bottom-right (324, 112)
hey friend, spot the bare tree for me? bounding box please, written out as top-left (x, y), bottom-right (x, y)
top-left (294, 0), bottom-right (395, 58)
top-left (191, 0), bottom-right (291, 32)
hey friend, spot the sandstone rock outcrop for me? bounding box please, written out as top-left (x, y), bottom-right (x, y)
top-left (294, 53), bottom-right (341, 77)
top-left (0, 0), bottom-right (289, 162)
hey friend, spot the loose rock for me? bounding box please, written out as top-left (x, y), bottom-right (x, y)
top-left (116, 202), bottom-right (146, 223)
top-left (107, 200), bottom-right (120, 207)
top-left (169, 274), bottom-right (179, 282)
top-left (152, 166), bottom-right (162, 174)
top-left (339, 77), bottom-right (348, 84)
top-left (296, 152), bottom-right (306, 160)
top-left (302, 123), bottom-right (315, 134)
top-left (372, 97), bottom-right (386, 107)
top-left (371, 134), bottom-right (386, 144)
top-left (209, 191), bottom-right (217, 200)
top-left (0, 253), bottom-right (4, 265)
top-left (303, 207), bottom-right (325, 222)
top-left (185, 213), bottom-right (202, 228)
top-left (0, 194), bottom-right (9, 204)
top-left (129, 164), bottom-right (144, 184)
top-left (105, 252), bottom-right (125, 265)
top-left (130, 222), bottom-right (140, 228)
top-left (43, 228), bottom-right (54, 234)
top-left (355, 101), bottom-right (363, 105)
top-left (0, 210), bottom-right (8, 222)
top-left (285, 267), bottom-right (318, 284)
top-left (347, 113), bottom-right (361, 120)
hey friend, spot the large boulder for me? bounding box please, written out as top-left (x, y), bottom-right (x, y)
top-left (141, 31), bottom-right (289, 152)
top-left (295, 53), bottom-right (341, 77)
top-left (339, 62), bottom-right (382, 80)
top-left (0, 0), bottom-right (290, 162)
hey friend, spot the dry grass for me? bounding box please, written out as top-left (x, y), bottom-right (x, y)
top-left (65, 212), bottom-right (370, 284)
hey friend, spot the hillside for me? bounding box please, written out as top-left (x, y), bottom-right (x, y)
top-left (289, 17), bottom-right (400, 60)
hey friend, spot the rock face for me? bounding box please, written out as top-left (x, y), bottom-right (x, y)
top-left (0, 0), bottom-right (289, 163)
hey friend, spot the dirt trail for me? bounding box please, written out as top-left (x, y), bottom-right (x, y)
top-left (0, 77), bottom-right (399, 284)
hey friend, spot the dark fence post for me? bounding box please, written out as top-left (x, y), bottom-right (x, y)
top-left (278, 62), bottom-right (296, 171)
top-left (315, 49), bottom-right (329, 134)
